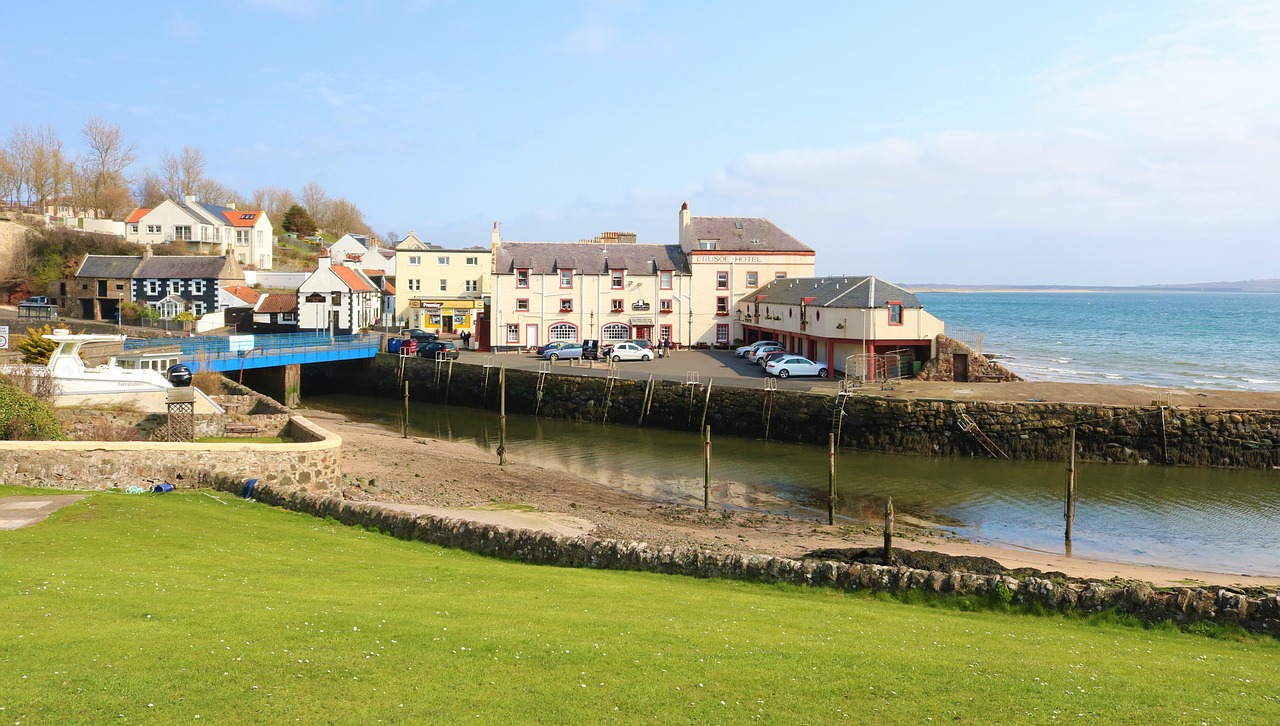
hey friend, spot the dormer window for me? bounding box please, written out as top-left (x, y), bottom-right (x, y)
top-left (610, 269), bottom-right (624, 289)
top-left (559, 269), bottom-right (574, 288)
top-left (698, 240), bottom-right (718, 250)
top-left (516, 269), bottom-right (529, 288)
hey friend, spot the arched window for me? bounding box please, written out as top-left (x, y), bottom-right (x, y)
top-left (548, 323), bottom-right (578, 342)
top-left (601, 323), bottom-right (630, 341)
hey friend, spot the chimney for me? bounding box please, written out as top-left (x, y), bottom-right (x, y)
top-left (318, 249), bottom-right (332, 270)
top-left (143, 243), bottom-right (153, 259)
top-left (491, 221), bottom-right (501, 248)
top-left (227, 202), bottom-right (236, 210)
top-left (678, 202), bottom-right (691, 251)
top-left (184, 194), bottom-right (196, 206)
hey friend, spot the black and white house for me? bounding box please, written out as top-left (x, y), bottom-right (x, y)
top-left (131, 255), bottom-right (246, 318)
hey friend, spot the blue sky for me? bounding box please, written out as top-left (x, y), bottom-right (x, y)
top-left (5, 1), bottom-right (1278, 285)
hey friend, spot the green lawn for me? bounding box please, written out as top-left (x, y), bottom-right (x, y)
top-left (2, 486), bottom-right (1278, 724)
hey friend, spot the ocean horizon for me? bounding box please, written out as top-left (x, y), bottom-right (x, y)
top-left (916, 291), bottom-right (1280, 393)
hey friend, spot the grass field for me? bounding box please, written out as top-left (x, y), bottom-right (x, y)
top-left (2, 486), bottom-right (1278, 724)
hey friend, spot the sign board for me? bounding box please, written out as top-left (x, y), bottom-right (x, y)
top-left (0, 325), bottom-right (8, 349)
top-left (305, 292), bottom-right (326, 303)
top-left (228, 334), bottom-right (255, 353)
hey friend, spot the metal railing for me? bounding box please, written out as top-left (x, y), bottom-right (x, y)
top-left (123, 331), bottom-right (379, 356)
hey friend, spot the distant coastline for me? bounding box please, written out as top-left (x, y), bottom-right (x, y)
top-left (906, 279), bottom-right (1280, 294)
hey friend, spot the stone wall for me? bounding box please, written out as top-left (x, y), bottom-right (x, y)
top-left (215, 476), bottom-right (1280, 635)
top-left (0, 415), bottom-right (341, 491)
top-left (323, 353), bottom-right (1280, 469)
top-left (917, 335), bottom-right (1021, 382)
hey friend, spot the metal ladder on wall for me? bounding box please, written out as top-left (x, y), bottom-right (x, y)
top-left (955, 409), bottom-right (1010, 459)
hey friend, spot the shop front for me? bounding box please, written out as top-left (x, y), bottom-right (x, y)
top-left (407, 298), bottom-right (481, 337)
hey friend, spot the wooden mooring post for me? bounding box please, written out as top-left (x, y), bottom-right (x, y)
top-left (883, 497), bottom-right (895, 564)
top-left (828, 433), bottom-right (837, 525)
top-left (703, 425), bottom-right (712, 510)
top-left (401, 380), bottom-right (409, 438)
top-left (1065, 427), bottom-right (1077, 542)
top-left (498, 367), bottom-right (508, 466)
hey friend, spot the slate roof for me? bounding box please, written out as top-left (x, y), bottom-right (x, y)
top-left (76, 255), bottom-right (143, 279)
top-left (495, 242), bottom-right (688, 275)
top-left (135, 255), bottom-right (231, 279)
top-left (746, 276), bottom-right (924, 309)
top-left (256, 293), bottom-right (298, 314)
top-left (686, 216), bottom-right (812, 252)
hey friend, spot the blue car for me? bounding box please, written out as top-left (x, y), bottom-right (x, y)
top-left (543, 343), bottom-right (584, 361)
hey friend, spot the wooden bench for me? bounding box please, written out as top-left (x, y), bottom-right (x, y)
top-left (223, 423), bottom-right (261, 437)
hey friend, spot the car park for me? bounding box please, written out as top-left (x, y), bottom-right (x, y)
top-left (544, 343), bottom-right (584, 360)
top-left (764, 355), bottom-right (829, 378)
top-left (416, 340), bottom-right (459, 359)
top-left (735, 340), bottom-right (779, 357)
top-left (608, 342), bottom-right (653, 362)
top-left (747, 342), bottom-right (785, 363)
top-left (536, 341), bottom-right (574, 356)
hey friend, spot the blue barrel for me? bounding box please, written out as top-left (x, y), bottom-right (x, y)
top-left (387, 337), bottom-right (402, 353)
top-left (152, 483), bottom-right (174, 493)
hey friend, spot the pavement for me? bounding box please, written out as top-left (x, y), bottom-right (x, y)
top-left (0, 494), bottom-right (87, 530)
top-left (448, 346), bottom-right (1280, 410)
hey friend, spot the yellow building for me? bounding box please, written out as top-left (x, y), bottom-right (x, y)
top-left (393, 232), bottom-right (490, 337)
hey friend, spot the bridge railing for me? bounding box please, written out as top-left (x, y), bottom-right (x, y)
top-left (123, 332), bottom-right (380, 356)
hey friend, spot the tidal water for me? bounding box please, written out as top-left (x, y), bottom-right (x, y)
top-left (917, 291), bottom-right (1280, 392)
top-left (309, 394), bottom-right (1280, 577)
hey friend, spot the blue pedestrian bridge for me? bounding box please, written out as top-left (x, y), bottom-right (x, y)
top-left (122, 331), bottom-right (380, 374)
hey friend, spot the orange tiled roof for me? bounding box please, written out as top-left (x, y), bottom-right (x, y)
top-left (256, 293), bottom-right (297, 314)
top-left (222, 285), bottom-right (261, 305)
top-left (331, 265), bottom-right (376, 293)
top-left (222, 210), bottom-right (263, 227)
top-left (384, 281), bottom-right (396, 294)
top-left (126, 208), bottom-right (151, 224)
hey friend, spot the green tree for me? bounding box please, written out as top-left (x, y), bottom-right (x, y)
top-left (18, 325), bottom-right (60, 365)
top-left (281, 204), bottom-right (317, 237)
top-left (0, 382), bottom-right (64, 440)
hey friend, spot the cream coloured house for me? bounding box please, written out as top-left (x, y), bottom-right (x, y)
top-left (125, 195), bottom-right (274, 269)
top-left (393, 232), bottom-right (490, 337)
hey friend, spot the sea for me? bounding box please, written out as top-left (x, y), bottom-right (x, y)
top-left (916, 291), bottom-right (1280, 393)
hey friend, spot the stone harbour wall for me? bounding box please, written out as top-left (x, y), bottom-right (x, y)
top-left (215, 476), bottom-right (1280, 635)
top-left (327, 354), bottom-right (1280, 469)
top-left (0, 415), bottom-right (342, 491)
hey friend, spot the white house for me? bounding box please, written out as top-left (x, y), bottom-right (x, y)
top-left (125, 195), bottom-right (275, 269)
top-left (297, 252), bottom-right (380, 334)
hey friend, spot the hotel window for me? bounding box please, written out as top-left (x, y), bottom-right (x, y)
top-left (465, 280), bottom-right (478, 292)
top-left (173, 225), bottom-right (192, 241)
top-left (516, 269), bottom-right (529, 288)
top-left (559, 298), bottom-right (573, 312)
top-left (602, 323), bottom-right (629, 341)
top-left (659, 324), bottom-right (672, 343)
top-left (516, 298), bottom-right (529, 311)
top-left (775, 272), bottom-right (787, 280)
top-left (465, 256), bottom-right (478, 266)
top-left (888, 301), bottom-right (904, 325)
top-left (611, 299), bottom-right (623, 312)
top-left (716, 271), bottom-right (729, 290)
top-left (698, 240), bottom-right (718, 250)
top-left (549, 322), bottom-right (577, 341)
top-left (715, 324), bottom-right (729, 344)
top-left (438, 256), bottom-right (449, 265)
top-left (660, 271), bottom-right (672, 290)
top-left (408, 256), bottom-right (421, 265)
top-left (611, 270), bottom-right (624, 289)
top-left (559, 269), bottom-right (573, 288)
top-left (716, 296), bottom-right (729, 315)
top-left (746, 271), bottom-right (758, 287)
top-left (506, 324), bottom-right (520, 343)
top-left (659, 299), bottom-right (673, 312)
top-left (439, 279), bottom-right (448, 292)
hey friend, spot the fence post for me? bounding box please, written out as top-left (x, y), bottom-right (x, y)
top-left (1065, 427), bottom-right (1076, 542)
top-left (828, 432), bottom-right (837, 525)
top-left (703, 425), bottom-right (711, 510)
top-left (883, 497), bottom-right (895, 564)
top-left (498, 366), bottom-right (507, 466)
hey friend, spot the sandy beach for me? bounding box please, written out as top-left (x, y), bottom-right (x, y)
top-left (302, 406), bottom-right (1280, 591)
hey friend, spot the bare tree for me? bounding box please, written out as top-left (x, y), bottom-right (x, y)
top-left (133, 170), bottom-right (165, 208)
top-left (0, 149), bottom-right (17, 207)
top-left (159, 145), bottom-right (207, 200)
top-left (300, 181), bottom-right (331, 231)
top-left (22, 125), bottom-right (69, 212)
top-left (5, 125), bottom-right (36, 207)
top-left (325, 197), bottom-right (372, 237)
top-left (251, 186), bottom-right (297, 228)
top-left (81, 117), bottom-right (136, 216)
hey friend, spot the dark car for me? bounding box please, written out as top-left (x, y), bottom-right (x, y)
top-left (400, 328), bottom-right (439, 343)
top-left (417, 340), bottom-right (459, 360)
top-left (166, 364), bottom-right (193, 387)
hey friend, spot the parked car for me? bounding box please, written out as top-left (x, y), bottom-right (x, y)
top-left (544, 343), bottom-right (584, 361)
top-left (400, 328), bottom-right (438, 343)
top-left (735, 340), bottom-right (779, 357)
top-left (747, 342), bottom-right (785, 363)
top-left (165, 363), bottom-right (193, 387)
top-left (764, 355), bottom-right (829, 379)
top-left (609, 342), bottom-right (653, 362)
top-left (19, 296), bottom-right (52, 306)
top-left (536, 341), bottom-right (574, 356)
top-left (757, 350), bottom-right (792, 368)
top-left (416, 340), bottom-right (459, 360)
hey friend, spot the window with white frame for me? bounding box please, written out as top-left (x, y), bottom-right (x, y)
top-left (610, 299), bottom-right (623, 312)
top-left (559, 269), bottom-right (573, 288)
top-left (192, 280), bottom-right (206, 295)
top-left (548, 323), bottom-right (577, 342)
top-left (145, 279), bottom-right (159, 296)
top-left (610, 270), bottom-right (624, 289)
top-left (559, 298), bottom-right (573, 312)
top-left (192, 301), bottom-right (205, 316)
top-left (716, 296), bottom-right (729, 315)
top-left (698, 240), bottom-right (718, 250)
top-left (169, 280), bottom-right (182, 294)
top-left (466, 257), bottom-right (478, 266)
top-left (602, 323), bottom-right (629, 341)
top-left (516, 269), bottom-right (529, 288)
top-left (130, 224), bottom-right (138, 234)
top-left (146, 224), bottom-right (161, 234)
top-left (506, 324), bottom-right (520, 343)
top-left (439, 279), bottom-right (448, 292)
top-left (438, 256), bottom-right (449, 265)
top-left (746, 271), bottom-right (759, 287)
top-left (660, 324), bottom-right (672, 343)
top-left (716, 271), bottom-right (729, 289)
top-left (408, 256), bottom-right (421, 265)
top-left (516, 298), bottom-right (529, 311)
top-left (659, 299), bottom-right (673, 312)
top-left (465, 280), bottom-right (478, 292)
top-left (775, 272), bottom-right (787, 280)
top-left (660, 271), bottom-right (672, 289)
top-left (173, 225), bottom-right (192, 241)
top-left (715, 324), bottom-right (729, 344)
top-left (200, 226), bottom-right (212, 242)
top-left (236, 229), bottom-right (250, 246)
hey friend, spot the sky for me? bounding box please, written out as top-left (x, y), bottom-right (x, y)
top-left (4, 0), bottom-right (1278, 285)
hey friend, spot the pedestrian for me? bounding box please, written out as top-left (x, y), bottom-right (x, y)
top-left (461, 330), bottom-right (471, 349)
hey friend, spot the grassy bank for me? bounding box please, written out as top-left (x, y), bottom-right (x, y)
top-left (2, 487), bottom-right (1278, 724)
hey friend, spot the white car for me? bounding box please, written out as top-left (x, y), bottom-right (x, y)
top-left (747, 342), bottom-right (785, 363)
top-left (735, 340), bottom-right (779, 357)
top-left (764, 355), bottom-right (829, 379)
top-left (609, 342), bottom-right (653, 362)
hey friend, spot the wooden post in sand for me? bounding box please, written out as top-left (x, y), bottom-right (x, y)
top-left (883, 497), bottom-right (895, 564)
top-left (703, 425), bottom-right (712, 510)
top-left (828, 433), bottom-right (837, 525)
top-left (401, 380), bottom-right (409, 438)
top-left (498, 367), bottom-right (508, 466)
top-left (1065, 427), bottom-right (1077, 542)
